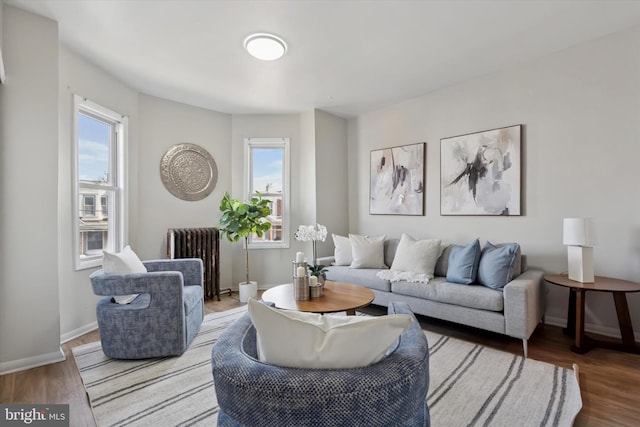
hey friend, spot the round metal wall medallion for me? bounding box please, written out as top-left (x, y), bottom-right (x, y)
top-left (160, 143), bottom-right (218, 201)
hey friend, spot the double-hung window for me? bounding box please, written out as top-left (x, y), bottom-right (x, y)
top-left (245, 138), bottom-right (290, 249)
top-left (73, 95), bottom-right (127, 270)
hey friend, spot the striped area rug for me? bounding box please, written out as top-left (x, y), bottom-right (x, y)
top-left (72, 306), bottom-right (581, 426)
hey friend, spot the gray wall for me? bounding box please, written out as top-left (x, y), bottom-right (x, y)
top-left (349, 25), bottom-right (640, 339)
top-left (136, 94), bottom-right (232, 288)
top-left (315, 110), bottom-right (349, 258)
top-left (0, 5), bottom-right (61, 372)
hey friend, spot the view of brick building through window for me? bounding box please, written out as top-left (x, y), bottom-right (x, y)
top-left (247, 140), bottom-right (288, 246)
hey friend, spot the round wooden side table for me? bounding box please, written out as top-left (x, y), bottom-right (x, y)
top-left (544, 274), bottom-right (640, 354)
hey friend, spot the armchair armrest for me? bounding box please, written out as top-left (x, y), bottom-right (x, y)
top-left (503, 269), bottom-right (545, 340)
top-left (90, 270), bottom-right (185, 301)
top-left (144, 258), bottom-right (203, 287)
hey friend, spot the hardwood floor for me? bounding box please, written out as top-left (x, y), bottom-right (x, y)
top-left (1, 293), bottom-right (639, 426)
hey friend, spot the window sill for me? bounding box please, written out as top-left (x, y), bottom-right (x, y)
top-left (248, 242), bottom-right (290, 250)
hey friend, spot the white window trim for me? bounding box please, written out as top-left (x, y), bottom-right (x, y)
top-left (72, 95), bottom-right (128, 270)
top-left (245, 137), bottom-right (290, 249)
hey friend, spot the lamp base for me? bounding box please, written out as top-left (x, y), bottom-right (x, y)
top-left (567, 246), bottom-right (594, 283)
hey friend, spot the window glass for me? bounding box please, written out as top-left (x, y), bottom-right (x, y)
top-left (78, 113), bottom-right (111, 184)
top-left (74, 95), bottom-right (127, 270)
top-left (246, 138), bottom-right (289, 248)
top-left (82, 195), bottom-right (95, 216)
top-left (251, 148), bottom-right (283, 193)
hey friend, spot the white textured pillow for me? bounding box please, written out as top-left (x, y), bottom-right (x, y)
top-left (377, 234), bottom-right (441, 283)
top-left (248, 299), bottom-right (412, 369)
top-left (332, 234), bottom-right (353, 266)
top-left (102, 245), bottom-right (146, 304)
top-left (349, 234), bottom-right (386, 269)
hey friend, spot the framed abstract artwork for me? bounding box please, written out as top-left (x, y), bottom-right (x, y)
top-left (441, 125), bottom-right (521, 216)
top-left (370, 142), bottom-right (425, 215)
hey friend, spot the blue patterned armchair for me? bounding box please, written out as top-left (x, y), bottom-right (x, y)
top-left (90, 258), bottom-right (204, 359)
top-left (211, 301), bottom-right (430, 427)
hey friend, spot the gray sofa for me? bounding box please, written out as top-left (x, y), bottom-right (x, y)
top-left (318, 239), bottom-right (544, 357)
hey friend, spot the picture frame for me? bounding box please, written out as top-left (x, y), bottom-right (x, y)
top-left (370, 142), bottom-right (425, 215)
top-left (440, 125), bottom-right (521, 216)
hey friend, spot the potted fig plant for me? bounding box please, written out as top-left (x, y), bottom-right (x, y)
top-left (219, 191), bottom-right (272, 302)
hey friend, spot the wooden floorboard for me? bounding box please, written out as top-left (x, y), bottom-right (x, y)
top-left (1, 292), bottom-right (639, 426)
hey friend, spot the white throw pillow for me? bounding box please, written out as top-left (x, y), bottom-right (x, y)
top-left (349, 234), bottom-right (386, 269)
top-left (377, 234), bottom-right (441, 283)
top-left (102, 245), bottom-right (146, 304)
top-left (332, 234), bottom-right (353, 266)
top-left (248, 299), bottom-right (412, 369)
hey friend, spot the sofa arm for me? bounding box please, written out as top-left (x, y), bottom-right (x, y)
top-left (503, 269), bottom-right (545, 340)
top-left (316, 255), bottom-right (335, 266)
top-left (144, 258), bottom-right (203, 287)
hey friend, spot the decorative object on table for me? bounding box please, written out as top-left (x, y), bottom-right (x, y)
top-left (370, 142), bottom-right (425, 215)
top-left (441, 125), bottom-right (521, 216)
top-left (563, 217), bottom-right (597, 283)
top-left (294, 224), bottom-right (329, 282)
top-left (293, 258), bottom-right (309, 301)
top-left (308, 275), bottom-right (323, 298)
top-left (160, 143), bottom-right (218, 201)
top-left (218, 191), bottom-right (272, 302)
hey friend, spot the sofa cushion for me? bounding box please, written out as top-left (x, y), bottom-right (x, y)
top-left (247, 299), bottom-right (412, 369)
top-left (332, 234), bottom-right (353, 266)
top-left (349, 234), bottom-right (386, 268)
top-left (392, 234), bottom-right (442, 275)
top-left (377, 234), bottom-right (441, 283)
top-left (434, 244), bottom-right (453, 277)
top-left (391, 277), bottom-right (504, 312)
top-left (325, 266), bottom-right (391, 292)
top-left (477, 242), bottom-right (520, 290)
top-left (383, 239), bottom-right (400, 268)
top-left (496, 242), bottom-right (522, 276)
top-left (446, 239), bottom-right (481, 285)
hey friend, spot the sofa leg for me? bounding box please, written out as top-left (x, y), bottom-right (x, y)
top-left (522, 339), bottom-right (528, 358)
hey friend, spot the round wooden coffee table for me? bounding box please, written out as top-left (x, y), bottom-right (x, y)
top-left (261, 281), bottom-right (375, 315)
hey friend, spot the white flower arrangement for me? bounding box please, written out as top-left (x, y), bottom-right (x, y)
top-left (294, 224), bottom-right (328, 243)
top-left (294, 224), bottom-right (328, 276)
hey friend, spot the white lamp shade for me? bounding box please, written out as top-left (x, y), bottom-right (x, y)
top-left (563, 218), bottom-right (597, 247)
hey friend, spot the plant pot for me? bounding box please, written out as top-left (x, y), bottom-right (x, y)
top-left (239, 281), bottom-right (258, 303)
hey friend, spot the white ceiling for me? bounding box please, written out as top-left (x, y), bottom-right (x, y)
top-left (7, 0), bottom-right (640, 117)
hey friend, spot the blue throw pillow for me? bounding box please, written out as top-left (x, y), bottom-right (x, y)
top-left (446, 239), bottom-right (481, 285)
top-left (477, 242), bottom-right (520, 290)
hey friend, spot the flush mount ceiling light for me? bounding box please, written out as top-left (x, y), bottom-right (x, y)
top-left (244, 33), bottom-right (287, 61)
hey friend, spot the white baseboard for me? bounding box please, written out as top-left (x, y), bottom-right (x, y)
top-left (60, 321), bottom-right (98, 344)
top-left (545, 315), bottom-right (640, 342)
top-left (0, 347), bottom-right (65, 375)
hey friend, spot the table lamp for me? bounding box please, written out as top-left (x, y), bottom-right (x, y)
top-left (563, 218), bottom-right (597, 283)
